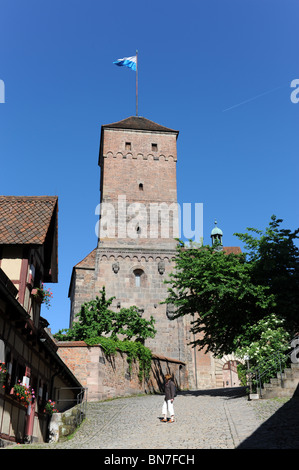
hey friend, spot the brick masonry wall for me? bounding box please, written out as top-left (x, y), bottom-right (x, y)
top-left (99, 128), bottom-right (178, 249)
top-left (57, 342), bottom-right (189, 402)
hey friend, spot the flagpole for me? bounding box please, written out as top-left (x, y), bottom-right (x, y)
top-left (136, 49), bottom-right (138, 116)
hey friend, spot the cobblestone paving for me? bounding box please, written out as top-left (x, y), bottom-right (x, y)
top-left (6, 388), bottom-right (299, 450)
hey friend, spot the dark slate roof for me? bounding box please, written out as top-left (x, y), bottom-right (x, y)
top-left (102, 116), bottom-right (179, 135)
top-left (0, 196), bottom-right (58, 245)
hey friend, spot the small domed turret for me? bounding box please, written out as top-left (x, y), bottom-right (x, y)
top-left (211, 220), bottom-right (223, 247)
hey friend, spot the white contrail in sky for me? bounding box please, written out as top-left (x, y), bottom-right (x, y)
top-left (222, 84), bottom-right (286, 112)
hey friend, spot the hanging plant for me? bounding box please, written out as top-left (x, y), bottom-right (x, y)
top-left (32, 284), bottom-right (53, 309)
top-left (12, 381), bottom-right (35, 407)
top-left (0, 363), bottom-right (7, 387)
top-left (43, 399), bottom-right (58, 415)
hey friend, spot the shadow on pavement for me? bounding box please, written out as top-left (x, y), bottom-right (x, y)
top-left (237, 396), bottom-right (299, 449)
top-left (178, 386), bottom-right (247, 400)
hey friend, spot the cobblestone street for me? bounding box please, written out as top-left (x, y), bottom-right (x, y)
top-left (5, 387), bottom-right (299, 450)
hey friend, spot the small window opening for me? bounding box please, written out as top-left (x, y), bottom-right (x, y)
top-left (134, 269), bottom-right (144, 287)
top-left (152, 143), bottom-right (158, 151)
top-left (139, 183), bottom-right (143, 191)
top-left (135, 272), bottom-right (141, 287)
top-left (125, 142), bottom-right (131, 151)
top-left (136, 225), bottom-right (141, 235)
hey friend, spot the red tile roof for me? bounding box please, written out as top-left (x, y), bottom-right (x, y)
top-left (223, 246), bottom-right (242, 254)
top-left (0, 196), bottom-right (58, 245)
top-left (75, 248), bottom-right (96, 269)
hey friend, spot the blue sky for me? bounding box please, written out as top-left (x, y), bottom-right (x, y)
top-left (0, 0), bottom-right (298, 333)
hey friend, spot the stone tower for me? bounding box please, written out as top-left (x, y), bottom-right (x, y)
top-left (69, 116), bottom-right (193, 373)
top-left (68, 116), bottom-right (243, 390)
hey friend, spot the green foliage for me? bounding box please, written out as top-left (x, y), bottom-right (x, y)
top-left (236, 314), bottom-right (290, 389)
top-left (83, 337), bottom-right (152, 381)
top-left (111, 306), bottom-right (156, 342)
top-left (54, 287), bottom-right (156, 344)
top-left (234, 215), bottom-right (299, 333)
top-left (54, 287), bottom-right (156, 381)
top-left (165, 216), bottom-right (299, 360)
top-left (237, 363), bottom-right (248, 387)
top-left (165, 241), bottom-right (272, 356)
top-left (54, 287), bottom-right (115, 341)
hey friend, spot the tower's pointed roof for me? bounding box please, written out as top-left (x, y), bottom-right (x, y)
top-left (101, 116), bottom-right (179, 136)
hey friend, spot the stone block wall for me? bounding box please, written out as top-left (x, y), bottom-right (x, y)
top-left (48, 403), bottom-right (86, 443)
top-left (57, 342), bottom-right (189, 402)
top-left (93, 250), bottom-right (185, 359)
top-left (69, 249), bottom-right (190, 363)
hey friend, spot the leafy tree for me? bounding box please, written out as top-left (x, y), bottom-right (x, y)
top-left (236, 314), bottom-right (290, 389)
top-left (54, 287), bottom-right (156, 381)
top-left (54, 287), bottom-right (156, 344)
top-left (54, 287), bottom-right (115, 341)
top-left (165, 216), bottom-right (299, 357)
top-left (165, 241), bottom-right (272, 357)
top-left (111, 306), bottom-right (156, 343)
top-left (234, 215), bottom-right (299, 334)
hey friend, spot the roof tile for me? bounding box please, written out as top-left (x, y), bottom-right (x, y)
top-left (0, 196), bottom-right (58, 245)
top-left (102, 116), bottom-right (179, 135)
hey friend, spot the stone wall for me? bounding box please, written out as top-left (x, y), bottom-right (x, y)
top-left (93, 250), bottom-right (185, 359)
top-left (68, 250), bottom-right (194, 384)
top-left (57, 341), bottom-right (188, 402)
top-left (48, 403), bottom-right (85, 443)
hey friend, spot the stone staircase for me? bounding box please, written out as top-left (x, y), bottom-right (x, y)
top-left (261, 363), bottom-right (299, 399)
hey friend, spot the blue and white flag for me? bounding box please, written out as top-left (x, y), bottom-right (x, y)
top-left (113, 55), bottom-right (137, 71)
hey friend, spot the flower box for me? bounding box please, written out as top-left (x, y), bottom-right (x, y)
top-left (11, 381), bottom-right (35, 407)
top-left (43, 399), bottom-right (58, 415)
top-left (31, 284), bottom-right (53, 309)
top-left (0, 363), bottom-right (8, 385)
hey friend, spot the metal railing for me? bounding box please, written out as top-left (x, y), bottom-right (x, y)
top-left (54, 387), bottom-right (88, 427)
top-left (247, 335), bottom-right (299, 398)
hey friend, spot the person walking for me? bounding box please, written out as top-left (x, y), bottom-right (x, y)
top-left (161, 374), bottom-right (176, 423)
